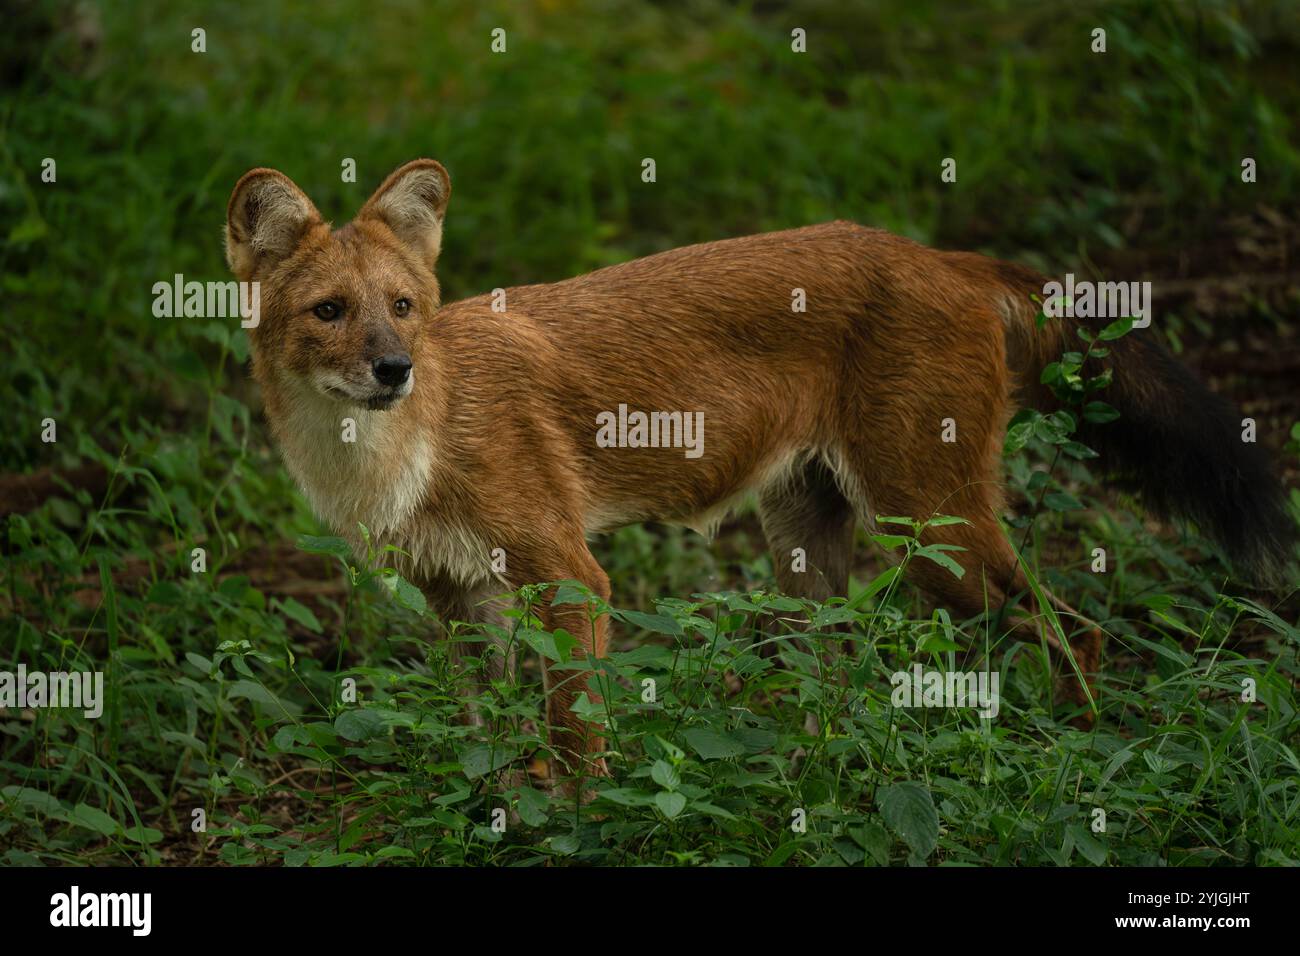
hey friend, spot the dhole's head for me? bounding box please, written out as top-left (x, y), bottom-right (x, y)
top-left (224, 159), bottom-right (450, 411)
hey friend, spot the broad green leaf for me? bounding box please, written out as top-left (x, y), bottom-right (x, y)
top-left (596, 788), bottom-right (657, 807)
top-left (70, 803), bottom-right (120, 836)
top-left (380, 571), bottom-right (426, 614)
top-left (1068, 824), bottom-right (1107, 865)
top-left (515, 788), bottom-right (550, 827)
top-left (460, 744), bottom-right (519, 780)
top-left (683, 727), bottom-right (745, 760)
top-left (878, 782), bottom-right (940, 860)
top-left (334, 708), bottom-right (388, 743)
top-left (656, 791), bottom-right (687, 819)
top-left (650, 760), bottom-right (681, 790)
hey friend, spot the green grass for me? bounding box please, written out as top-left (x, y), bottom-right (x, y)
top-left (1, 0), bottom-right (1299, 866)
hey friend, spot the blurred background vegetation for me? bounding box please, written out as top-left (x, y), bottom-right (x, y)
top-left (1, 0), bottom-right (1298, 865)
top-left (3, 0), bottom-right (1298, 473)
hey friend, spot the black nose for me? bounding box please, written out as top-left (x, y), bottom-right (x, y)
top-left (372, 353), bottom-right (412, 387)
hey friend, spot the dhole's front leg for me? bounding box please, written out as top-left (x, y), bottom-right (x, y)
top-left (508, 538), bottom-right (613, 782)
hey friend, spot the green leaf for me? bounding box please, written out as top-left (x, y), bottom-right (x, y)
top-left (1098, 318), bottom-right (1134, 341)
top-left (551, 581), bottom-right (593, 606)
top-left (521, 626), bottom-right (580, 663)
top-left (683, 727), bottom-right (745, 760)
top-left (655, 791), bottom-right (687, 819)
top-left (854, 822), bottom-right (892, 866)
top-left (380, 571), bottom-right (427, 614)
top-left (1067, 824), bottom-right (1107, 865)
top-left (70, 803), bottom-right (120, 836)
top-left (914, 544), bottom-right (966, 579)
top-left (549, 832), bottom-right (581, 855)
top-left (730, 726), bottom-right (777, 753)
top-left (8, 215), bottom-right (48, 245)
top-left (925, 515), bottom-right (971, 528)
top-left (596, 788), bottom-right (657, 807)
top-left (875, 515), bottom-right (919, 531)
top-left (1034, 411), bottom-right (1076, 445)
top-left (515, 788), bottom-right (550, 827)
top-left (460, 744), bottom-right (519, 780)
top-left (691, 801), bottom-right (739, 821)
top-left (123, 825), bottom-right (164, 845)
top-left (1048, 410), bottom-right (1076, 433)
top-left (570, 692), bottom-right (605, 722)
top-left (1004, 421), bottom-right (1034, 455)
top-left (2, 786), bottom-right (64, 815)
top-left (650, 760), bottom-right (681, 790)
top-left (848, 566), bottom-right (900, 609)
top-left (278, 597), bottom-right (322, 633)
top-left (1083, 401), bottom-right (1120, 424)
top-left (373, 845), bottom-right (416, 860)
top-left (1084, 369), bottom-right (1114, 391)
top-left (228, 680), bottom-right (281, 709)
top-left (295, 535), bottom-right (352, 561)
top-left (334, 708), bottom-right (388, 743)
top-left (878, 782), bottom-right (939, 860)
top-left (917, 630), bottom-right (960, 653)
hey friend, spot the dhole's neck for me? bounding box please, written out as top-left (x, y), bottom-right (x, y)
top-left (260, 372), bottom-right (435, 543)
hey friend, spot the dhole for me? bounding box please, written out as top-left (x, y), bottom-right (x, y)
top-left (225, 159), bottom-right (1295, 780)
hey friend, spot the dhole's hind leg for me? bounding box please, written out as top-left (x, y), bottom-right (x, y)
top-left (758, 456), bottom-right (857, 666)
top-left (832, 442), bottom-right (1100, 718)
top-left (422, 577), bottom-right (528, 788)
top-left (758, 457), bottom-right (856, 603)
top-left (757, 456), bottom-right (857, 741)
top-left (425, 579), bottom-right (517, 694)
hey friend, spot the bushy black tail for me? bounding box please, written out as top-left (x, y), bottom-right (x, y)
top-left (988, 259), bottom-right (1298, 587)
top-left (1076, 331), bottom-right (1296, 586)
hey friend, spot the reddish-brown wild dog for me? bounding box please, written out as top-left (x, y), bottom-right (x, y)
top-left (225, 159), bottom-right (1295, 779)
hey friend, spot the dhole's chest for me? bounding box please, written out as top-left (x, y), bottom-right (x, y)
top-left (272, 395), bottom-right (493, 590)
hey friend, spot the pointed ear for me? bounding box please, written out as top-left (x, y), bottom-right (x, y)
top-left (225, 169), bottom-right (322, 279)
top-left (359, 159), bottom-right (451, 270)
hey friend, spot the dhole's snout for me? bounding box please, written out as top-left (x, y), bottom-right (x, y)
top-left (360, 348), bottom-right (414, 410)
top-left (372, 353), bottom-right (412, 387)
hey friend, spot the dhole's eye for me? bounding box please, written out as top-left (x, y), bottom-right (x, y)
top-left (393, 298), bottom-right (411, 317)
top-left (313, 302), bottom-right (341, 321)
